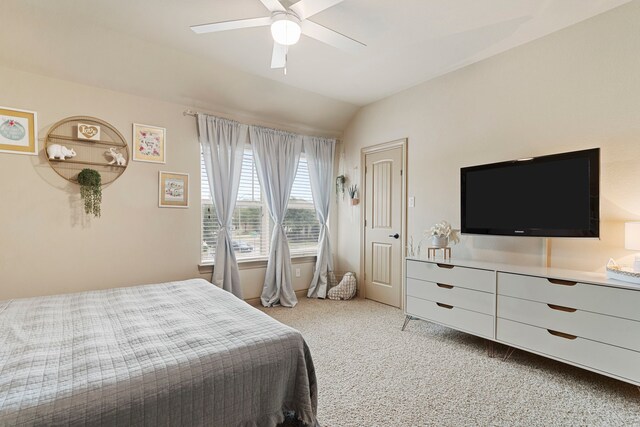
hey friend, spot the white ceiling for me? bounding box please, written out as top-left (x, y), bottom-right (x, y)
top-left (0, 0), bottom-right (630, 134)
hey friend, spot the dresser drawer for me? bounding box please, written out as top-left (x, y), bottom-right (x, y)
top-left (498, 295), bottom-right (640, 352)
top-left (406, 296), bottom-right (494, 339)
top-left (497, 318), bottom-right (640, 384)
top-left (497, 272), bottom-right (640, 322)
top-left (406, 260), bottom-right (495, 293)
top-left (407, 277), bottom-right (493, 314)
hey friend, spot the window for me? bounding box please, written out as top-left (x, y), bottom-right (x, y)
top-left (201, 148), bottom-right (318, 264)
top-left (285, 155), bottom-right (320, 254)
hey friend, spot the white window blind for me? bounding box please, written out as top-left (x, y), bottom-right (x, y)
top-left (285, 154), bottom-right (320, 254)
top-left (201, 153), bottom-right (217, 262)
top-left (201, 147), bottom-right (318, 264)
top-left (233, 149), bottom-right (268, 259)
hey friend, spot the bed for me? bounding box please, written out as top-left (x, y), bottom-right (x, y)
top-left (0, 279), bottom-right (318, 426)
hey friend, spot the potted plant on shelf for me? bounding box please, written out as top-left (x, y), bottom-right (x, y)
top-left (348, 184), bottom-right (359, 205)
top-left (426, 220), bottom-right (460, 248)
top-left (77, 168), bottom-right (102, 217)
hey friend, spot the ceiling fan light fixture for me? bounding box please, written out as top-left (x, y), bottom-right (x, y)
top-left (270, 13), bottom-right (301, 46)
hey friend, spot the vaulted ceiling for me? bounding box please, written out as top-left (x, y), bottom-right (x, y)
top-left (1, 0), bottom-right (630, 134)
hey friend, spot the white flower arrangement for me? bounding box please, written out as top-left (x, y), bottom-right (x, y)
top-left (408, 221), bottom-right (461, 256)
top-left (426, 220), bottom-right (460, 245)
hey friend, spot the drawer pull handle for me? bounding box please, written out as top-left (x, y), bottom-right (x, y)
top-left (436, 283), bottom-right (454, 289)
top-left (436, 263), bottom-right (454, 269)
top-left (547, 304), bottom-right (577, 313)
top-left (436, 302), bottom-right (454, 309)
top-left (547, 329), bottom-right (577, 340)
top-left (547, 278), bottom-right (577, 286)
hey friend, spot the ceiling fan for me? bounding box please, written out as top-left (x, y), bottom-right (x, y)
top-left (191, 0), bottom-right (365, 73)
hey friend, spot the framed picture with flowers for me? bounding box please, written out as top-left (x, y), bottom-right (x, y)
top-left (133, 123), bottom-right (166, 163)
top-left (0, 106), bottom-right (38, 156)
top-left (159, 171), bottom-right (189, 208)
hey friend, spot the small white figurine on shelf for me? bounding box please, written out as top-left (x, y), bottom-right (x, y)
top-left (47, 144), bottom-right (77, 160)
top-left (106, 147), bottom-right (127, 166)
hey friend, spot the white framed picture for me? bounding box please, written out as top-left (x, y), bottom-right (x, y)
top-left (159, 171), bottom-right (189, 208)
top-left (0, 106), bottom-right (38, 156)
top-left (133, 123), bottom-right (166, 163)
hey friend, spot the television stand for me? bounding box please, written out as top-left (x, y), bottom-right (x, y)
top-left (404, 257), bottom-right (640, 387)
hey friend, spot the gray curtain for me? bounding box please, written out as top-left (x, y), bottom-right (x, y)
top-left (198, 114), bottom-right (247, 298)
top-left (304, 136), bottom-right (336, 299)
top-left (250, 125), bottom-right (303, 307)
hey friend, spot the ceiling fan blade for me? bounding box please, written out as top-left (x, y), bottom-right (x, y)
top-left (301, 20), bottom-right (365, 53)
top-left (271, 42), bottom-right (287, 68)
top-left (290, 0), bottom-right (344, 20)
top-left (190, 16), bottom-right (272, 34)
top-left (258, 0), bottom-right (286, 13)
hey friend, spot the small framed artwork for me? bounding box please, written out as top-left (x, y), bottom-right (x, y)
top-left (159, 171), bottom-right (189, 208)
top-left (77, 123), bottom-right (101, 140)
top-left (0, 106), bottom-right (38, 156)
top-left (133, 123), bottom-right (166, 163)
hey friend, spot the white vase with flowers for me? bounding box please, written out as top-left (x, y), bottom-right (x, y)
top-left (426, 220), bottom-right (460, 248)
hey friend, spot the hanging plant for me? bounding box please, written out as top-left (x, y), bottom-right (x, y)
top-left (336, 175), bottom-right (346, 199)
top-left (77, 168), bottom-right (102, 217)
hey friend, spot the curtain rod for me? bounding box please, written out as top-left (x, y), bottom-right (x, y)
top-left (182, 109), bottom-right (341, 141)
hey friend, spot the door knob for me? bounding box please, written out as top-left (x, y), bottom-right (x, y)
top-left (389, 233), bottom-right (400, 239)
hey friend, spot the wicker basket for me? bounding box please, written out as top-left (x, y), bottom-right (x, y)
top-left (329, 271), bottom-right (353, 289)
top-left (327, 271), bottom-right (357, 300)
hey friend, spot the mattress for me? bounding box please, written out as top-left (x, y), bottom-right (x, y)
top-left (0, 279), bottom-right (318, 426)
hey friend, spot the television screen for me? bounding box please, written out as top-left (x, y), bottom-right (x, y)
top-left (461, 148), bottom-right (599, 237)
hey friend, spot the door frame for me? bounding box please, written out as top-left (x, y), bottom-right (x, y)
top-left (360, 138), bottom-right (408, 309)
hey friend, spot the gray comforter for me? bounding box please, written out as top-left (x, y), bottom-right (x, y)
top-left (0, 279), bottom-right (318, 426)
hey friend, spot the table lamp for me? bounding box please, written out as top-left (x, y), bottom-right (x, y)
top-left (625, 222), bottom-right (640, 272)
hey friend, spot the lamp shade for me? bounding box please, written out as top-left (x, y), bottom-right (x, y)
top-left (625, 222), bottom-right (640, 250)
top-left (270, 14), bottom-right (301, 46)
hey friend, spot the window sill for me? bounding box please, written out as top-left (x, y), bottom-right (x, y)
top-left (198, 253), bottom-right (317, 273)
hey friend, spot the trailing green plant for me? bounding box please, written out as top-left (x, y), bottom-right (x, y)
top-left (77, 168), bottom-right (102, 217)
top-left (336, 175), bottom-right (346, 198)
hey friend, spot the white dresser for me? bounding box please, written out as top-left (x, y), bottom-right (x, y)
top-left (404, 257), bottom-right (640, 386)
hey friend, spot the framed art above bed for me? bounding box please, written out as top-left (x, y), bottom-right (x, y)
top-left (0, 106), bottom-right (38, 156)
top-left (158, 171), bottom-right (189, 208)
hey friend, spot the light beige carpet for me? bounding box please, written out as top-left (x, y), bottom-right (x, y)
top-left (260, 298), bottom-right (640, 427)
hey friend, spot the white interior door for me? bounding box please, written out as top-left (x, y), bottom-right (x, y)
top-left (364, 146), bottom-right (404, 307)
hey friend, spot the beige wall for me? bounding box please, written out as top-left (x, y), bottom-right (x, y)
top-left (336, 2), bottom-right (640, 276)
top-left (0, 1), bottom-right (358, 136)
top-left (4, 2), bottom-right (639, 301)
top-left (0, 66), bottom-right (316, 300)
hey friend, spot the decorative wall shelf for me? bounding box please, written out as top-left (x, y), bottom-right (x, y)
top-left (45, 116), bottom-right (129, 184)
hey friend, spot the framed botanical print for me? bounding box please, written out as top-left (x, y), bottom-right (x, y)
top-left (133, 123), bottom-right (166, 163)
top-left (0, 106), bottom-right (38, 155)
top-left (159, 171), bottom-right (189, 208)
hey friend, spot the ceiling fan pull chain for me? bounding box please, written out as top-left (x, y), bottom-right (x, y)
top-left (284, 45), bottom-right (288, 75)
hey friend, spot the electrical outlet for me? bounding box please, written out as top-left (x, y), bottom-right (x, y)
top-left (295, 268), bottom-right (301, 278)
top-left (409, 196), bottom-right (415, 208)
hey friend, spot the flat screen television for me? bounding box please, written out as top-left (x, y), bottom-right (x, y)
top-left (461, 148), bottom-right (600, 238)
